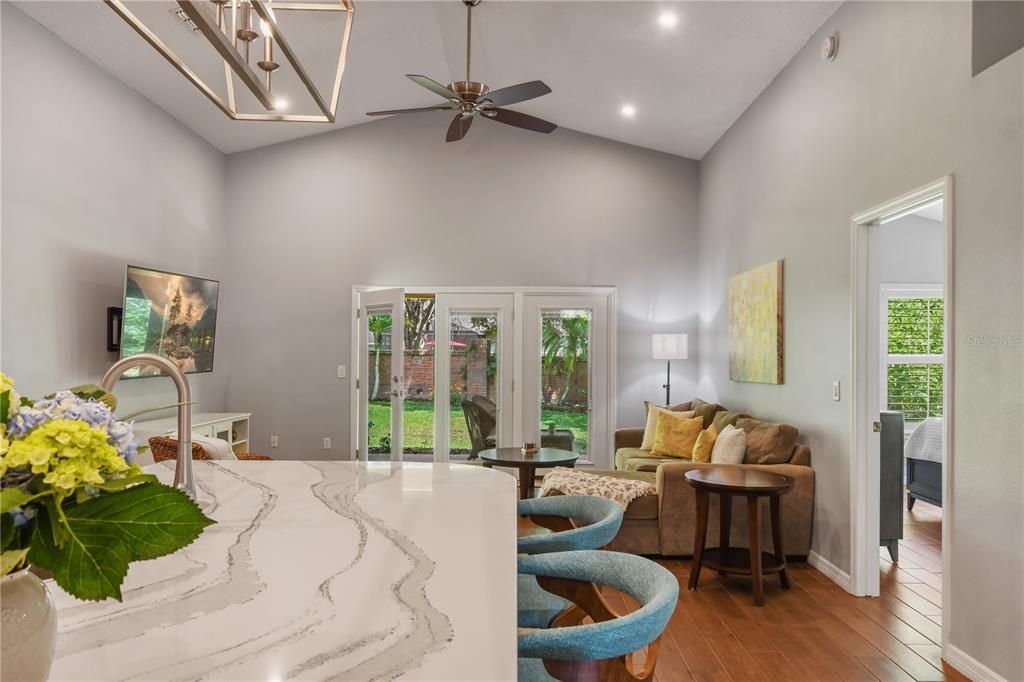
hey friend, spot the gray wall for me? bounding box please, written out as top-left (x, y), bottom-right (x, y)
top-left (697, 2), bottom-right (1022, 677)
top-left (220, 114), bottom-right (700, 463)
top-left (874, 214), bottom-right (944, 285)
top-left (1, 5), bottom-right (228, 417)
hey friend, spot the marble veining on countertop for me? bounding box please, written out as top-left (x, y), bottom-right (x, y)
top-left (48, 461), bottom-right (518, 681)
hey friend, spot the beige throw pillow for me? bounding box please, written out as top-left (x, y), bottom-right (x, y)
top-left (710, 424), bottom-right (747, 464)
top-left (642, 406), bottom-right (695, 450)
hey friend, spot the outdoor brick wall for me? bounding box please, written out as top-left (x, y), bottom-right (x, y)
top-left (367, 345), bottom-right (587, 407)
top-left (368, 343), bottom-right (495, 401)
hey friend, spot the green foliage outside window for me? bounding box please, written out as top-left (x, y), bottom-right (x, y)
top-left (886, 297), bottom-right (943, 422)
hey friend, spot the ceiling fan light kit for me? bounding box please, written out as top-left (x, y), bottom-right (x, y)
top-left (106, 0), bottom-right (354, 123)
top-left (366, 0), bottom-right (558, 142)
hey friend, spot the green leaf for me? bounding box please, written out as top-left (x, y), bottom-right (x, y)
top-left (1, 549), bottom-right (30, 575)
top-left (1, 513), bottom-right (13, 550)
top-left (0, 488), bottom-right (46, 514)
top-left (27, 503), bottom-right (62, 571)
top-left (0, 389), bottom-right (9, 425)
top-left (66, 483), bottom-right (215, 562)
top-left (87, 473), bottom-right (159, 493)
top-left (53, 522), bottom-right (130, 601)
top-left (25, 501), bottom-right (128, 601)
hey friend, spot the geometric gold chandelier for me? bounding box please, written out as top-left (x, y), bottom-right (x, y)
top-left (105, 0), bottom-right (354, 122)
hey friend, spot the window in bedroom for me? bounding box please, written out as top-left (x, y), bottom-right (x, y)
top-left (881, 286), bottom-right (944, 425)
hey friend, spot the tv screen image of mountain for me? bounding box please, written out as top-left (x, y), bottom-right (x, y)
top-left (119, 265), bottom-right (220, 377)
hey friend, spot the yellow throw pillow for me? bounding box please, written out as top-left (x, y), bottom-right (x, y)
top-left (651, 413), bottom-right (704, 458)
top-left (692, 426), bottom-right (718, 463)
top-left (641, 406), bottom-right (695, 450)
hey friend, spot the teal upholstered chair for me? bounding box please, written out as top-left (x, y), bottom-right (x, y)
top-left (517, 550), bottom-right (679, 682)
top-left (517, 495), bottom-right (624, 555)
top-left (517, 496), bottom-right (624, 630)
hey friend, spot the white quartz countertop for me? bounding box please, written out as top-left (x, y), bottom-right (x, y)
top-left (48, 461), bottom-right (518, 681)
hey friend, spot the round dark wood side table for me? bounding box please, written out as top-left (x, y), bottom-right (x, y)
top-left (685, 468), bottom-right (795, 606)
top-left (479, 447), bottom-right (578, 499)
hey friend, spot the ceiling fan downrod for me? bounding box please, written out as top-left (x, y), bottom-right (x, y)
top-left (464, 0), bottom-right (480, 84)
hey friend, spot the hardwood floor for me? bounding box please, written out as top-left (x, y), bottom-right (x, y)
top-left (518, 498), bottom-right (968, 681)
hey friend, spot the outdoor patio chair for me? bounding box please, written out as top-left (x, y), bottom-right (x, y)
top-left (462, 399), bottom-right (496, 460)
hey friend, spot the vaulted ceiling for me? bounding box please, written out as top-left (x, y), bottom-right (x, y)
top-left (16, 1), bottom-right (839, 158)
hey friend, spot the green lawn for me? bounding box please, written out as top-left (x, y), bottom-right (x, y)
top-left (367, 400), bottom-right (588, 455)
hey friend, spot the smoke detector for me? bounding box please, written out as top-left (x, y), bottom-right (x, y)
top-left (821, 32), bottom-right (839, 61)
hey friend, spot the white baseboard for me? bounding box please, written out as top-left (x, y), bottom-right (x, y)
top-left (944, 643), bottom-right (1006, 681)
top-left (807, 550), bottom-right (853, 593)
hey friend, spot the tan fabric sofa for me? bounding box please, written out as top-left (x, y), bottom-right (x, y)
top-left (590, 403), bottom-right (815, 558)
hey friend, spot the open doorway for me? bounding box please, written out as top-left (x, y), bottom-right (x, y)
top-left (851, 177), bottom-right (952, 656)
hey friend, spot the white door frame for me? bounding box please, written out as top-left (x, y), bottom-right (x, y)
top-left (355, 288), bottom-right (406, 461)
top-left (850, 176), bottom-right (953, 653)
top-left (350, 286), bottom-right (617, 466)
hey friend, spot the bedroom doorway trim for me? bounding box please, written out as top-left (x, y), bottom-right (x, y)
top-left (849, 176), bottom-right (953, 655)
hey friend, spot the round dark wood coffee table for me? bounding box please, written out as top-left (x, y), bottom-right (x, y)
top-left (479, 448), bottom-right (578, 499)
top-left (685, 468), bottom-right (795, 606)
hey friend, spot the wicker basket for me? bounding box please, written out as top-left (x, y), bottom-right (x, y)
top-left (147, 436), bottom-right (272, 462)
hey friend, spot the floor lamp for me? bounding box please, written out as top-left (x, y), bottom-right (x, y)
top-left (652, 333), bottom-right (688, 405)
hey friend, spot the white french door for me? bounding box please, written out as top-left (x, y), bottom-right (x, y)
top-left (433, 293), bottom-right (515, 461)
top-left (357, 288), bottom-right (405, 461)
top-left (521, 294), bottom-right (611, 467)
top-left (353, 287), bottom-right (616, 468)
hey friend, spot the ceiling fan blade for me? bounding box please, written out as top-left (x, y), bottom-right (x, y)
top-left (446, 114), bottom-right (473, 142)
top-left (489, 108), bottom-right (557, 134)
top-left (366, 105), bottom-right (455, 116)
top-left (407, 74), bottom-right (462, 102)
top-left (480, 80), bottom-right (552, 108)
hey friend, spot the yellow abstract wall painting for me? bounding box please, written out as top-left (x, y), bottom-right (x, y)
top-left (728, 260), bottom-right (784, 384)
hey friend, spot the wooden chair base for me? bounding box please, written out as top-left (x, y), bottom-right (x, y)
top-left (537, 575), bottom-right (662, 682)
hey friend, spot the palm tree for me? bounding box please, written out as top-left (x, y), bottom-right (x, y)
top-left (541, 316), bottom-right (590, 405)
top-left (368, 315), bottom-right (392, 400)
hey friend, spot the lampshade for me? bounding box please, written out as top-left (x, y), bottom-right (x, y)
top-left (652, 333), bottom-right (688, 360)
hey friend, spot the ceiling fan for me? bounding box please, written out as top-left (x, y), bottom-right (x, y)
top-left (366, 0), bottom-right (557, 142)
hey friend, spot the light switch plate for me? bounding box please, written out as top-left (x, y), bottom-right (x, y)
top-left (337, 364), bottom-right (346, 379)
top-left (832, 380), bottom-right (841, 401)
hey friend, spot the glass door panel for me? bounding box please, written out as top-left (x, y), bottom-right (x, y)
top-left (434, 294), bottom-right (514, 462)
top-left (403, 296), bottom-right (436, 462)
top-left (357, 288), bottom-right (404, 461)
top-left (523, 294), bottom-right (609, 467)
top-left (539, 310), bottom-right (592, 459)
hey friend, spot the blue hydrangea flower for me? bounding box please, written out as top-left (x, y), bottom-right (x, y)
top-left (6, 392), bottom-right (139, 464)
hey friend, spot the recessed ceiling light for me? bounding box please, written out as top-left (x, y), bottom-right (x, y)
top-left (658, 11), bottom-right (679, 30)
top-left (620, 104), bottom-right (636, 119)
top-left (274, 98), bottom-right (288, 111)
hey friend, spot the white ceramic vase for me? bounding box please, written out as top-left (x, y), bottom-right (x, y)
top-left (1, 567), bottom-right (57, 682)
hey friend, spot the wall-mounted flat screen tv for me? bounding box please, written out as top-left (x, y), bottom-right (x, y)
top-left (119, 265), bottom-right (220, 378)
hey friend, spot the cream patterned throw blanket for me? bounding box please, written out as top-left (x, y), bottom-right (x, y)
top-left (539, 467), bottom-right (656, 510)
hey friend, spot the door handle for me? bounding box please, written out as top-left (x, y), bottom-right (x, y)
top-left (872, 421), bottom-right (882, 433)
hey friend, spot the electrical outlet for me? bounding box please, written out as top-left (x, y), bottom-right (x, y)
top-left (323, 437), bottom-right (332, 450)
top-left (270, 435), bottom-right (279, 448)
top-left (337, 364), bottom-right (346, 379)
top-left (832, 380), bottom-right (841, 402)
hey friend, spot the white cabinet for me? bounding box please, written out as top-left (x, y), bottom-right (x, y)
top-left (133, 412), bottom-right (252, 456)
